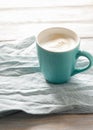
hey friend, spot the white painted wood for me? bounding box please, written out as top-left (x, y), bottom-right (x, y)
top-left (0, 6), bottom-right (93, 24)
top-left (0, 1), bottom-right (92, 41)
top-left (0, 23), bottom-right (93, 40)
top-left (0, 0), bottom-right (93, 8)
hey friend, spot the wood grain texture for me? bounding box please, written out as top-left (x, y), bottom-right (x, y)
top-left (0, 112), bottom-right (93, 130)
top-left (0, 6), bottom-right (93, 23)
top-left (0, 0), bottom-right (93, 8)
top-left (0, 23), bottom-right (93, 41)
top-left (0, 1), bottom-right (92, 41)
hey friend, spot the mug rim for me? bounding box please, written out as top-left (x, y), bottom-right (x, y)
top-left (36, 27), bottom-right (80, 53)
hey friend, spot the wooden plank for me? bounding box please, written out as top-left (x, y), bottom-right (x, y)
top-left (0, 6), bottom-right (93, 24)
top-left (0, 112), bottom-right (93, 130)
top-left (0, 23), bottom-right (93, 40)
top-left (80, 39), bottom-right (93, 54)
top-left (0, 0), bottom-right (93, 8)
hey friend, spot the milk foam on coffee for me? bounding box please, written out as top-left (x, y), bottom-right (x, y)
top-left (40, 34), bottom-right (76, 52)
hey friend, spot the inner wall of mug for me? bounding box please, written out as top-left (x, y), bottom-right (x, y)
top-left (37, 27), bottom-right (80, 52)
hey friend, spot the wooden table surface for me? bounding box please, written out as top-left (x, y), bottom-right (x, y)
top-left (0, 0), bottom-right (93, 129)
top-left (0, 112), bottom-right (93, 130)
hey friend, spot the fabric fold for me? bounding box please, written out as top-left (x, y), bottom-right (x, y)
top-left (0, 36), bottom-right (93, 117)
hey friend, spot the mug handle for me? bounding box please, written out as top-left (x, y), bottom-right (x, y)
top-left (72, 50), bottom-right (93, 76)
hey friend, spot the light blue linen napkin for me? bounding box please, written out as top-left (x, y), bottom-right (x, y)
top-left (0, 36), bottom-right (93, 117)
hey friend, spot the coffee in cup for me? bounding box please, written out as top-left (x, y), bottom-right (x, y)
top-left (36, 27), bottom-right (93, 84)
top-left (39, 34), bottom-right (76, 52)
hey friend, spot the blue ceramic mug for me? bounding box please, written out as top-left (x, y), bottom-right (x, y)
top-left (36, 27), bottom-right (93, 84)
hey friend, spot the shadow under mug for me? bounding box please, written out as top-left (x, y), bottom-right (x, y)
top-left (36, 27), bottom-right (93, 84)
